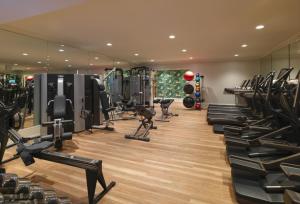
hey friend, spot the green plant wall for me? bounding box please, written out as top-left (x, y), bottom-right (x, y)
top-left (155, 70), bottom-right (187, 98)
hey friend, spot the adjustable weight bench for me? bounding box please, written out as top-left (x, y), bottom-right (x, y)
top-left (125, 106), bottom-right (157, 142)
top-left (155, 99), bottom-right (178, 122)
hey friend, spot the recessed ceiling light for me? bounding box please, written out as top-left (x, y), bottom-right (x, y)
top-left (256, 25), bottom-right (265, 30)
top-left (116, 61), bottom-right (120, 64)
top-left (181, 49), bottom-right (187, 53)
top-left (64, 59), bottom-right (69, 62)
top-left (22, 53), bottom-right (29, 56)
top-left (94, 57), bottom-right (99, 60)
top-left (169, 35), bottom-right (176, 39)
top-left (59, 49), bottom-right (64, 52)
top-left (241, 44), bottom-right (248, 48)
top-left (189, 57), bottom-right (193, 60)
top-left (134, 53), bottom-right (139, 56)
top-left (89, 63), bottom-right (94, 66)
top-left (150, 59), bottom-right (155, 62)
top-left (14, 63), bottom-right (18, 66)
top-left (234, 54), bottom-right (239, 57)
top-left (106, 43), bottom-right (112, 47)
top-left (60, 44), bottom-right (65, 47)
top-left (68, 65), bottom-right (72, 67)
top-left (37, 61), bottom-right (42, 64)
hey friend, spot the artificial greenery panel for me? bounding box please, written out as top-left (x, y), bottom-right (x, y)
top-left (155, 70), bottom-right (187, 98)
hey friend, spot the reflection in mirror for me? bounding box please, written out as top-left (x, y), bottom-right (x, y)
top-left (272, 45), bottom-right (289, 74)
top-left (290, 39), bottom-right (300, 78)
top-left (46, 42), bottom-right (90, 72)
top-left (260, 55), bottom-right (272, 75)
top-left (0, 29), bottom-right (119, 129)
top-left (0, 29), bottom-right (47, 73)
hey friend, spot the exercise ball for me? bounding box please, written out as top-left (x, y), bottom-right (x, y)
top-left (183, 71), bottom-right (194, 81)
top-left (195, 83), bottom-right (200, 91)
top-left (195, 102), bottom-right (201, 110)
top-left (195, 92), bottom-right (201, 98)
top-left (183, 96), bottom-right (195, 108)
top-left (196, 76), bottom-right (201, 82)
top-left (183, 84), bottom-right (194, 94)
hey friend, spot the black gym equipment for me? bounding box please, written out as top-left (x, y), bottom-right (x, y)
top-left (212, 68), bottom-right (300, 204)
top-left (125, 105), bottom-right (156, 142)
top-left (0, 169), bottom-right (71, 203)
top-left (183, 84), bottom-right (194, 94)
top-left (207, 68), bottom-right (293, 128)
top-left (130, 67), bottom-right (152, 106)
top-left (42, 94), bottom-right (74, 149)
top-left (82, 76), bottom-right (115, 132)
top-left (113, 95), bottom-right (137, 121)
top-left (105, 68), bottom-right (124, 105)
top-left (154, 99), bottom-right (178, 122)
top-left (183, 96), bottom-right (195, 108)
top-left (0, 100), bottom-right (115, 204)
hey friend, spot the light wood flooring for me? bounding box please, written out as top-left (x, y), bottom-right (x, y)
top-left (3, 103), bottom-right (237, 204)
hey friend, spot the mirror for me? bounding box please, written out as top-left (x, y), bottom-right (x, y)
top-left (260, 55), bottom-right (272, 75)
top-left (0, 28), bottom-right (126, 128)
top-left (271, 45), bottom-right (290, 74)
top-left (290, 39), bottom-right (300, 78)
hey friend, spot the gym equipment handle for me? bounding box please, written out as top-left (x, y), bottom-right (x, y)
top-left (40, 132), bottom-right (73, 141)
top-left (42, 120), bottom-right (74, 126)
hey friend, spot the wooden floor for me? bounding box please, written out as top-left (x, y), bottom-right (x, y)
top-left (4, 104), bottom-right (237, 204)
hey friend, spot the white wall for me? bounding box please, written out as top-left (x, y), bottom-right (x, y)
top-left (153, 60), bottom-right (260, 104)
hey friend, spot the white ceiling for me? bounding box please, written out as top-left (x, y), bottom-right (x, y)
top-left (1, 0), bottom-right (300, 64)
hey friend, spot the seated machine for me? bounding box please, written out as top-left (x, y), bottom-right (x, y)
top-left (82, 78), bottom-right (115, 132)
top-left (43, 94), bottom-right (73, 149)
top-left (125, 106), bottom-right (157, 142)
top-left (113, 95), bottom-right (137, 120)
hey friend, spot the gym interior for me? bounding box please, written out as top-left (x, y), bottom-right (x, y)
top-left (0, 1), bottom-right (300, 203)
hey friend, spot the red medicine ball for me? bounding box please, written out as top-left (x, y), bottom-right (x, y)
top-left (183, 71), bottom-right (194, 81)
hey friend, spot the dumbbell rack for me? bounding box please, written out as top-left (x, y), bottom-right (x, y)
top-left (0, 169), bottom-right (71, 203)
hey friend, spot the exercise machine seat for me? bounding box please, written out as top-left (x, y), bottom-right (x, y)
top-left (53, 95), bottom-right (66, 118)
top-left (161, 99), bottom-right (174, 105)
top-left (153, 99), bottom-right (161, 104)
top-left (21, 141), bottom-right (53, 154)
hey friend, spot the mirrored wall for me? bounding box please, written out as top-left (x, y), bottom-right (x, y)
top-left (260, 37), bottom-right (300, 78)
top-left (0, 29), bottom-right (130, 75)
top-left (0, 28), bottom-right (130, 128)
